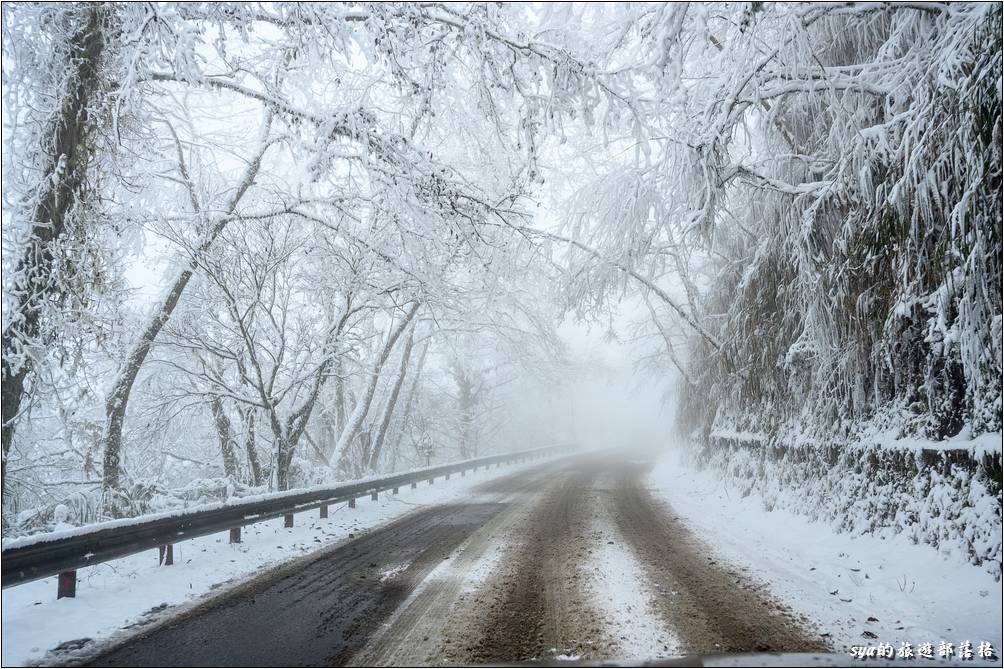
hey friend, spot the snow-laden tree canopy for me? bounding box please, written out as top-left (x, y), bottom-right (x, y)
top-left (2, 2), bottom-right (1000, 531)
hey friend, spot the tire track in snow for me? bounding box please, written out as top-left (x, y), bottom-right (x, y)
top-left (606, 460), bottom-right (828, 655)
top-left (348, 466), bottom-right (563, 665)
top-left (81, 465), bottom-right (564, 667)
top-left (583, 472), bottom-right (683, 662)
top-left (462, 460), bottom-right (617, 663)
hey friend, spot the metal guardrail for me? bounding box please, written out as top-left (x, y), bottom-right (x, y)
top-left (1, 444), bottom-right (571, 595)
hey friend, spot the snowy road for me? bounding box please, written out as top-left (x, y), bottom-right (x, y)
top-left (82, 456), bottom-right (825, 666)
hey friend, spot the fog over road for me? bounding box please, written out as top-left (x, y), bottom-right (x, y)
top-left (84, 456), bottom-right (824, 666)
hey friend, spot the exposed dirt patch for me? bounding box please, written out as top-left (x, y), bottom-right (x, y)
top-left (606, 461), bottom-right (830, 655)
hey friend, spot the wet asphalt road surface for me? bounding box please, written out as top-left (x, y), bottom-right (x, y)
top-left (83, 457), bottom-right (825, 666)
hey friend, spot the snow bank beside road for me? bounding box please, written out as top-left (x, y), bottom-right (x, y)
top-left (649, 451), bottom-right (1003, 659)
top-left (695, 430), bottom-right (1002, 577)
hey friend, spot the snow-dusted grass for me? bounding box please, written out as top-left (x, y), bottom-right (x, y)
top-left (0, 461), bottom-right (538, 666)
top-left (650, 450), bottom-right (1003, 659)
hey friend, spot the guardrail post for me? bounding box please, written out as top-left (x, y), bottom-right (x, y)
top-left (284, 513), bottom-right (294, 527)
top-left (319, 504), bottom-right (328, 519)
top-left (370, 491), bottom-right (378, 501)
top-left (158, 544), bottom-right (174, 566)
top-left (348, 498), bottom-right (356, 508)
top-left (57, 571), bottom-right (76, 599)
top-left (230, 527), bottom-right (242, 544)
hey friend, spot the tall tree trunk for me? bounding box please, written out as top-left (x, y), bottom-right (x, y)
top-left (208, 397), bottom-right (238, 478)
top-left (275, 435), bottom-right (295, 491)
top-left (242, 407), bottom-right (263, 486)
top-left (457, 373), bottom-right (475, 460)
top-left (356, 430), bottom-right (372, 478)
top-left (266, 308), bottom-right (353, 490)
top-left (334, 357), bottom-right (346, 439)
top-left (101, 130), bottom-right (271, 493)
top-left (390, 339), bottom-right (429, 471)
top-left (368, 324), bottom-right (415, 472)
top-left (103, 264), bottom-right (207, 493)
top-left (332, 303), bottom-right (420, 469)
top-left (2, 4), bottom-right (106, 494)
